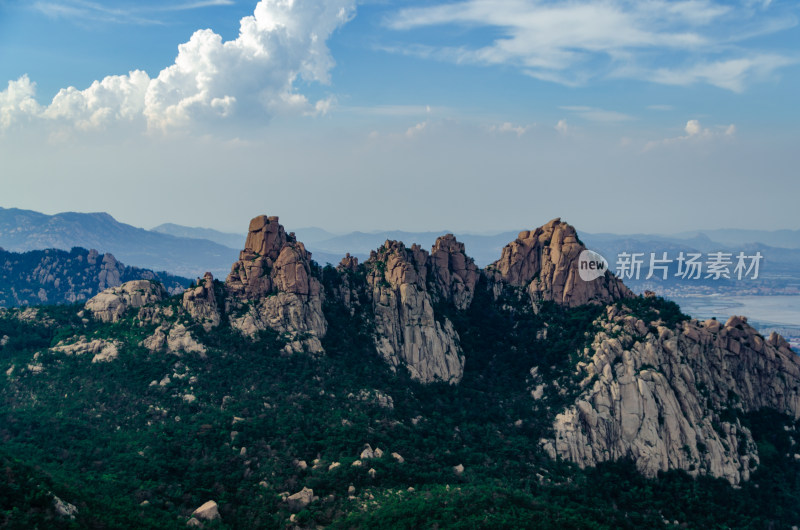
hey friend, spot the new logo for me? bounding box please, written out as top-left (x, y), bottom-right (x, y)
top-left (578, 250), bottom-right (609, 281)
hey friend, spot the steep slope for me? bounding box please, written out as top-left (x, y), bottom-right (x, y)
top-left (0, 247), bottom-right (188, 307)
top-left (362, 240), bottom-right (464, 383)
top-left (0, 207), bottom-right (238, 277)
top-left (541, 301), bottom-right (800, 485)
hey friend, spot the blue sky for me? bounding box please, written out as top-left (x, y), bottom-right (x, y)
top-left (1, 0), bottom-right (798, 234)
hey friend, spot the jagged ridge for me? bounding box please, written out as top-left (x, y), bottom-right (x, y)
top-left (78, 214), bottom-right (799, 484)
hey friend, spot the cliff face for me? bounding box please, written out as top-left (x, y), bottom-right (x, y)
top-left (541, 306), bottom-right (800, 485)
top-left (364, 240), bottom-right (464, 384)
top-left (225, 215), bottom-right (326, 353)
top-left (429, 234), bottom-right (480, 311)
top-left (485, 218), bottom-right (632, 309)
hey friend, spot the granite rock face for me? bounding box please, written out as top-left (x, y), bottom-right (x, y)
top-left (485, 218), bottom-right (631, 309)
top-left (225, 216), bottom-right (326, 353)
top-left (365, 240), bottom-right (464, 384)
top-left (84, 280), bottom-right (167, 323)
top-left (541, 309), bottom-right (800, 485)
top-left (429, 234), bottom-right (479, 310)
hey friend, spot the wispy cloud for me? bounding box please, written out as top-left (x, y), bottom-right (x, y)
top-left (383, 0), bottom-right (798, 91)
top-left (33, 1), bottom-right (162, 25)
top-left (343, 104), bottom-right (436, 117)
top-left (406, 121), bottom-right (428, 138)
top-left (646, 54), bottom-right (797, 92)
top-left (488, 121), bottom-right (530, 136)
top-left (560, 106), bottom-right (634, 123)
top-left (160, 1), bottom-right (235, 12)
top-left (32, 0), bottom-right (236, 25)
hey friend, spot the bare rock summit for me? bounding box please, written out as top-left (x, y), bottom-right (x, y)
top-left (225, 215), bottom-right (326, 353)
top-left (429, 234), bottom-right (479, 310)
top-left (486, 218), bottom-right (631, 309)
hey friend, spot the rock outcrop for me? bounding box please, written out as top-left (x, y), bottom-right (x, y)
top-left (542, 308), bottom-right (800, 485)
top-left (95, 251), bottom-right (121, 290)
top-left (142, 323), bottom-right (207, 357)
top-left (225, 216), bottom-right (326, 353)
top-left (182, 272), bottom-right (220, 331)
top-left (191, 500), bottom-right (220, 521)
top-left (85, 280), bottom-right (167, 323)
top-left (285, 487), bottom-right (315, 512)
top-left (50, 337), bottom-right (120, 363)
top-left (365, 240), bottom-right (464, 384)
top-left (429, 234), bottom-right (479, 310)
top-left (485, 218), bottom-right (631, 309)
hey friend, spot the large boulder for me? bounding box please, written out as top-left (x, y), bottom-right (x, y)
top-left (285, 487), bottom-right (315, 512)
top-left (191, 500), bottom-right (220, 521)
top-left (84, 280), bottom-right (166, 323)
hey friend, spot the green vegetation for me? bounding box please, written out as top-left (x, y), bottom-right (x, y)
top-left (616, 295), bottom-right (690, 330)
top-left (1, 285), bottom-right (798, 529)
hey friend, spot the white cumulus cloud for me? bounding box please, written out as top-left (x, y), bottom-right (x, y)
top-left (685, 119), bottom-right (702, 136)
top-left (645, 118), bottom-right (736, 149)
top-left (0, 0), bottom-right (356, 133)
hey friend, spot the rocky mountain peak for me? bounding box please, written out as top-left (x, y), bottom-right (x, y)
top-left (244, 215), bottom-right (290, 260)
top-left (487, 218), bottom-right (632, 308)
top-left (367, 240), bottom-right (429, 289)
top-left (429, 234), bottom-right (479, 310)
top-left (222, 215), bottom-right (326, 353)
top-left (226, 215), bottom-right (316, 300)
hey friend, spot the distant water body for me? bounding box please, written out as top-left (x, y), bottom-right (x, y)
top-left (671, 295), bottom-right (800, 332)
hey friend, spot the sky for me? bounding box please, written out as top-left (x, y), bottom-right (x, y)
top-left (0, 0), bottom-right (798, 235)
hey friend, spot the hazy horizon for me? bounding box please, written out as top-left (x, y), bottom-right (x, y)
top-left (4, 203), bottom-right (800, 241)
top-left (1, 0), bottom-right (798, 234)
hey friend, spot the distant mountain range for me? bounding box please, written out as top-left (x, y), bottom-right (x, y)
top-left (151, 223), bottom-right (245, 250)
top-left (2, 206), bottom-right (799, 295)
top-left (0, 207), bottom-right (238, 278)
top-left (0, 246), bottom-right (188, 308)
